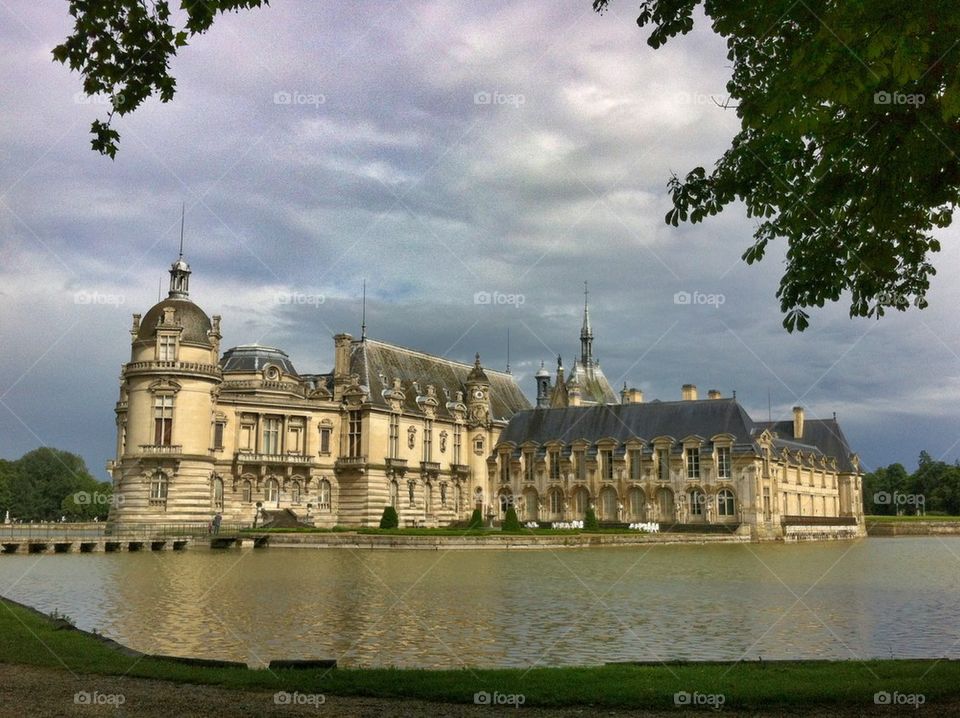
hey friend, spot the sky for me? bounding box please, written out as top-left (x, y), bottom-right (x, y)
top-left (1, 1), bottom-right (958, 481)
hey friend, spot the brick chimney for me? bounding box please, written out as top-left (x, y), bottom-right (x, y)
top-left (681, 384), bottom-right (698, 401)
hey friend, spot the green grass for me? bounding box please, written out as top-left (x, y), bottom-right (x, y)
top-left (1, 597), bottom-right (958, 709)
top-left (865, 515), bottom-right (960, 522)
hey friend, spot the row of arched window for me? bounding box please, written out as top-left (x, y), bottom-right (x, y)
top-left (148, 471), bottom-right (333, 511)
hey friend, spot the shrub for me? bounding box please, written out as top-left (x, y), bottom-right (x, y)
top-left (379, 506), bottom-right (399, 529)
top-left (584, 507), bottom-right (600, 531)
top-left (468, 508), bottom-right (483, 529)
top-left (502, 506), bottom-right (520, 531)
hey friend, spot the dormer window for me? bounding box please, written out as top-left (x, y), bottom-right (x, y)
top-left (157, 334), bottom-right (177, 361)
top-left (686, 447), bottom-right (700, 480)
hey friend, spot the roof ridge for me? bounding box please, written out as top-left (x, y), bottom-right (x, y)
top-left (360, 337), bottom-right (515, 377)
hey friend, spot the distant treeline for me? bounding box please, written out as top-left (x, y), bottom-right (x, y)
top-left (863, 451), bottom-right (960, 516)
top-left (0, 448), bottom-right (112, 522)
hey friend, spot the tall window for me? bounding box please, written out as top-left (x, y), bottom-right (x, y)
top-left (318, 479), bottom-right (331, 510)
top-left (241, 480), bottom-right (252, 503)
top-left (213, 422), bottom-right (225, 451)
top-left (150, 470), bottom-right (168, 500)
top-left (717, 489), bottom-right (736, 516)
top-left (212, 477), bottom-right (223, 509)
top-left (158, 334), bottom-right (176, 361)
top-left (549, 449), bottom-right (560, 481)
top-left (523, 451), bottom-right (535, 482)
top-left (500, 453), bottom-right (510, 483)
top-left (388, 415), bottom-right (399, 458)
top-left (389, 479), bottom-right (399, 508)
top-left (320, 426), bottom-right (332, 454)
top-left (263, 417), bottom-right (281, 454)
top-left (629, 487), bottom-right (644, 518)
top-left (686, 447), bottom-right (700, 479)
top-left (549, 489), bottom-right (562, 515)
top-left (265, 478), bottom-right (280, 506)
top-left (440, 482), bottom-right (447, 507)
top-left (290, 481), bottom-right (301, 504)
top-left (601, 449), bottom-right (614, 480)
top-left (425, 483), bottom-right (433, 513)
top-left (575, 449), bottom-right (586, 481)
top-left (153, 395), bottom-right (174, 445)
top-left (717, 446), bottom-right (732, 479)
top-left (453, 424), bottom-right (462, 464)
top-left (423, 419), bottom-right (433, 461)
top-left (657, 448), bottom-right (670, 481)
top-left (348, 410), bottom-right (362, 458)
top-left (630, 449), bottom-right (641, 481)
top-left (689, 489), bottom-right (704, 516)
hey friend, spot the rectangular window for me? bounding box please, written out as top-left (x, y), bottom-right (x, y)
top-left (549, 449), bottom-right (560, 481)
top-left (213, 422), bottom-right (225, 450)
top-left (348, 410), bottom-right (362, 458)
top-left (320, 426), bottom-right (332, 454)
top-left (263, 417), bottom-right (280, 454)
top-left (500, 453), bottom-right (510, 483)
top-left (657, 449), bottom-right (670, 481)
top-left (575, 449), bottom-right (586, 481)
top-left (453, 424), bottom-right (462, 464)
top-left (423, 419), bottom-right (433, 461)
top-left (717, 447), bottom-right (731, 479)
top-left (157, 334), bottom-right (176, 361)
top-left (630, 449), bottom-right (641, 481)
top-left (153, 395), bottom-right (173, 445)
top-left (686, 447), bottom-right (700, 479)
top-left (524, 451), bottom-right (535, 482)
top-left (288, 425), bottom-right (302, 454)
top-left (240, 423), bottom-right (254, 451)
top-left (388, 416), bottom-right (399, 458)
top-left (601, 449), bottom-right (614, 481)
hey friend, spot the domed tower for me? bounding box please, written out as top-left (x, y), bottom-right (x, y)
top-left (535, 361), bottom-right (552, 409)
top-left (465, 353), bottom-right (491, 426)
top-left (109, 255), bottom-right (222, 524)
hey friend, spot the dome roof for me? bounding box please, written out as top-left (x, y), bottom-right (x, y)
top-left (221, 345), bottom-right (298, 376)
top-left (137, 298), bottom-right (213, 347)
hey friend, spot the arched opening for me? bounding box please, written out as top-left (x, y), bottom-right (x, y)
top-left (523, 488), bottom-right (539, 521)
top-left (573, 487), bottom-right (590, 517)
top-left (212, 476), bottom-right (223, 510)
top-left (389, 479), bottom-right (399, 508)
top-left (717, 488), bottom-right (736, 518)
top-left (656, 487), bottom-right (674, 521)
top-left (548, 488), bottom-right (563, 519)
top-left (688, 488), bottom-right (705, 521)
top-left (290, 480), bottom-right (301, 505)
top-left (318, 479), bottom-right (332, 511)
top-left (265, 478), bottom-right (280, 507)
top-left (628, 487), bottom-right (646, 520)
top-left (599, 486), bottom-right (618, 521)
top-left (498, 489), bottom-right (513, 518)
top-left (241, 479), bottom-right (252, 503)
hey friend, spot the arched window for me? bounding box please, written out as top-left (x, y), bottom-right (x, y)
top-left (628, 487), bottom-right (645, 519)
top-left (318, 479), bottom-right (332, 511)
top-left (265, 478), bottom-right (280, 506)
top-left (689, 489), bottom-right (705, 516)
top-left (717, 489), bottom-right (736, 517)
top-left (425, 483), bottom-right (433, 513)
top-left (525, 490), bottom-right (538, 519)
top-left (150, 470), bottom-right (168, 501)
top-left (389, 480), bottom-right (399, 508)
top-left (212, 476), bottom-right (223, 509)
top-left (549, 489), bottom-right (563, 516)
top-left (573, 488), bottom-right (589, 517)
top-left (657, 487), bottom-right (674, 518)
top-left (290, 480), bottom-right (301, 504)
top-left (498, 491), bottom-right (512, 517)
top-left (600, 487), bottom-right (618, 521)
top-left (241, 480), bottom-right (252, 503)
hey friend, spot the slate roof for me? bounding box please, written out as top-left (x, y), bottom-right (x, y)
top-left (348, 339), bottom-right (531, 421)
top-left (221, 345), bottom-right (298, 375)
top-left (756, 418), bottom-right (857, 472)
top-left (498, 398), bottom-right (756, 447)
top-left (136, 297), bottom-right (213, 347)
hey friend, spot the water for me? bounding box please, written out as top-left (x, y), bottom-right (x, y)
top-left (0, 538), bottom-right (957, 669)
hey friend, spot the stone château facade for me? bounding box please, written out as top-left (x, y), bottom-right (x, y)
top-left (108, 256), bottom-right (864, 540)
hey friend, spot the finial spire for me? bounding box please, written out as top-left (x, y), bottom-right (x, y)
top-left (580, 280), bottom-right (593, 367)
top-left (178, 202), bottom-right (185, 259)
top-left (505, 328), bottom-right (511, 374)
top-left (361, 279), bottom-right (367, 340)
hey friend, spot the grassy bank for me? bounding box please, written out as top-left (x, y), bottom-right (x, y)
top-left (1, 597), bottom-right (957, 710)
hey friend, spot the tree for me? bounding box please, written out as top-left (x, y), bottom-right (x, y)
top-left (379, 505), bottom-right (399, 529)
top-left (594, 1), bottom-right (960, 331)
top-left (502, 506), bottom-right (521, 531)
top-left (862, 463), bottom-right (910, 515)
top-left (53, 1), bottom-right (267, 158)
top-left (584, 506), bottom-right (600, 531)
top-left (468, 508), bottom-right (484, 529)
top-left (8, 448), bottom-right (103, 521)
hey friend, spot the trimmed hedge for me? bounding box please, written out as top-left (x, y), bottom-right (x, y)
top-left (379, 506), bottom-right (399, 529)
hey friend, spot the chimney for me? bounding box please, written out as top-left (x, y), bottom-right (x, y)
top-left (333, 333), bottom-right (354, 400)
top-left (708, 389), bottom-right (722, 400)
top-left (681, 384), bottom-right (698, 401)
top-left (621, 388), bottom-right (644, 404)
top-left (793, 406), bottom-right (805, 439)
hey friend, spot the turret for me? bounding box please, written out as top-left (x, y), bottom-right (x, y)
top-left (466, 353), bottom-right (491, 424)
top-left (535, 361), bottom-right (552, 408)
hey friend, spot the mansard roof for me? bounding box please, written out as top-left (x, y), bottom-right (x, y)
top-left (221, 345), bottom-right (298, 375)
top-left (756, 418), bottom-right (856, 473)
top-left (349, 338), bottom-right (531, 421)
top-left (498, 398), bottom-right (756, 447)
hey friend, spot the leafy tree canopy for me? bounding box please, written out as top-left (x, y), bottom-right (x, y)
top-left (594, 1), bottom-right (960, 330)
top-left (53, 1), bottom-right (267, 158)
top-left (4, 447), bottom-right (110, 521)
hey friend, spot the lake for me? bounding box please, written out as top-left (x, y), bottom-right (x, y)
top-left (1, 538), bottom-right (957, 669)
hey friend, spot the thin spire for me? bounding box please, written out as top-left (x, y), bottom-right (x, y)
top-left (158, 279), bottom-right (161, 302)
top-left (178, 202), bottom-right (185, 259)
top-left (505, 328), bottom-right (511, 374)
top-left (361, 279), bottom-right (367, 340)
top-left (580, 279), bottom-right (593, 367)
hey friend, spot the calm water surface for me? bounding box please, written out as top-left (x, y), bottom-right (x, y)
top-left (0, 538), bottom-right (957, 668)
